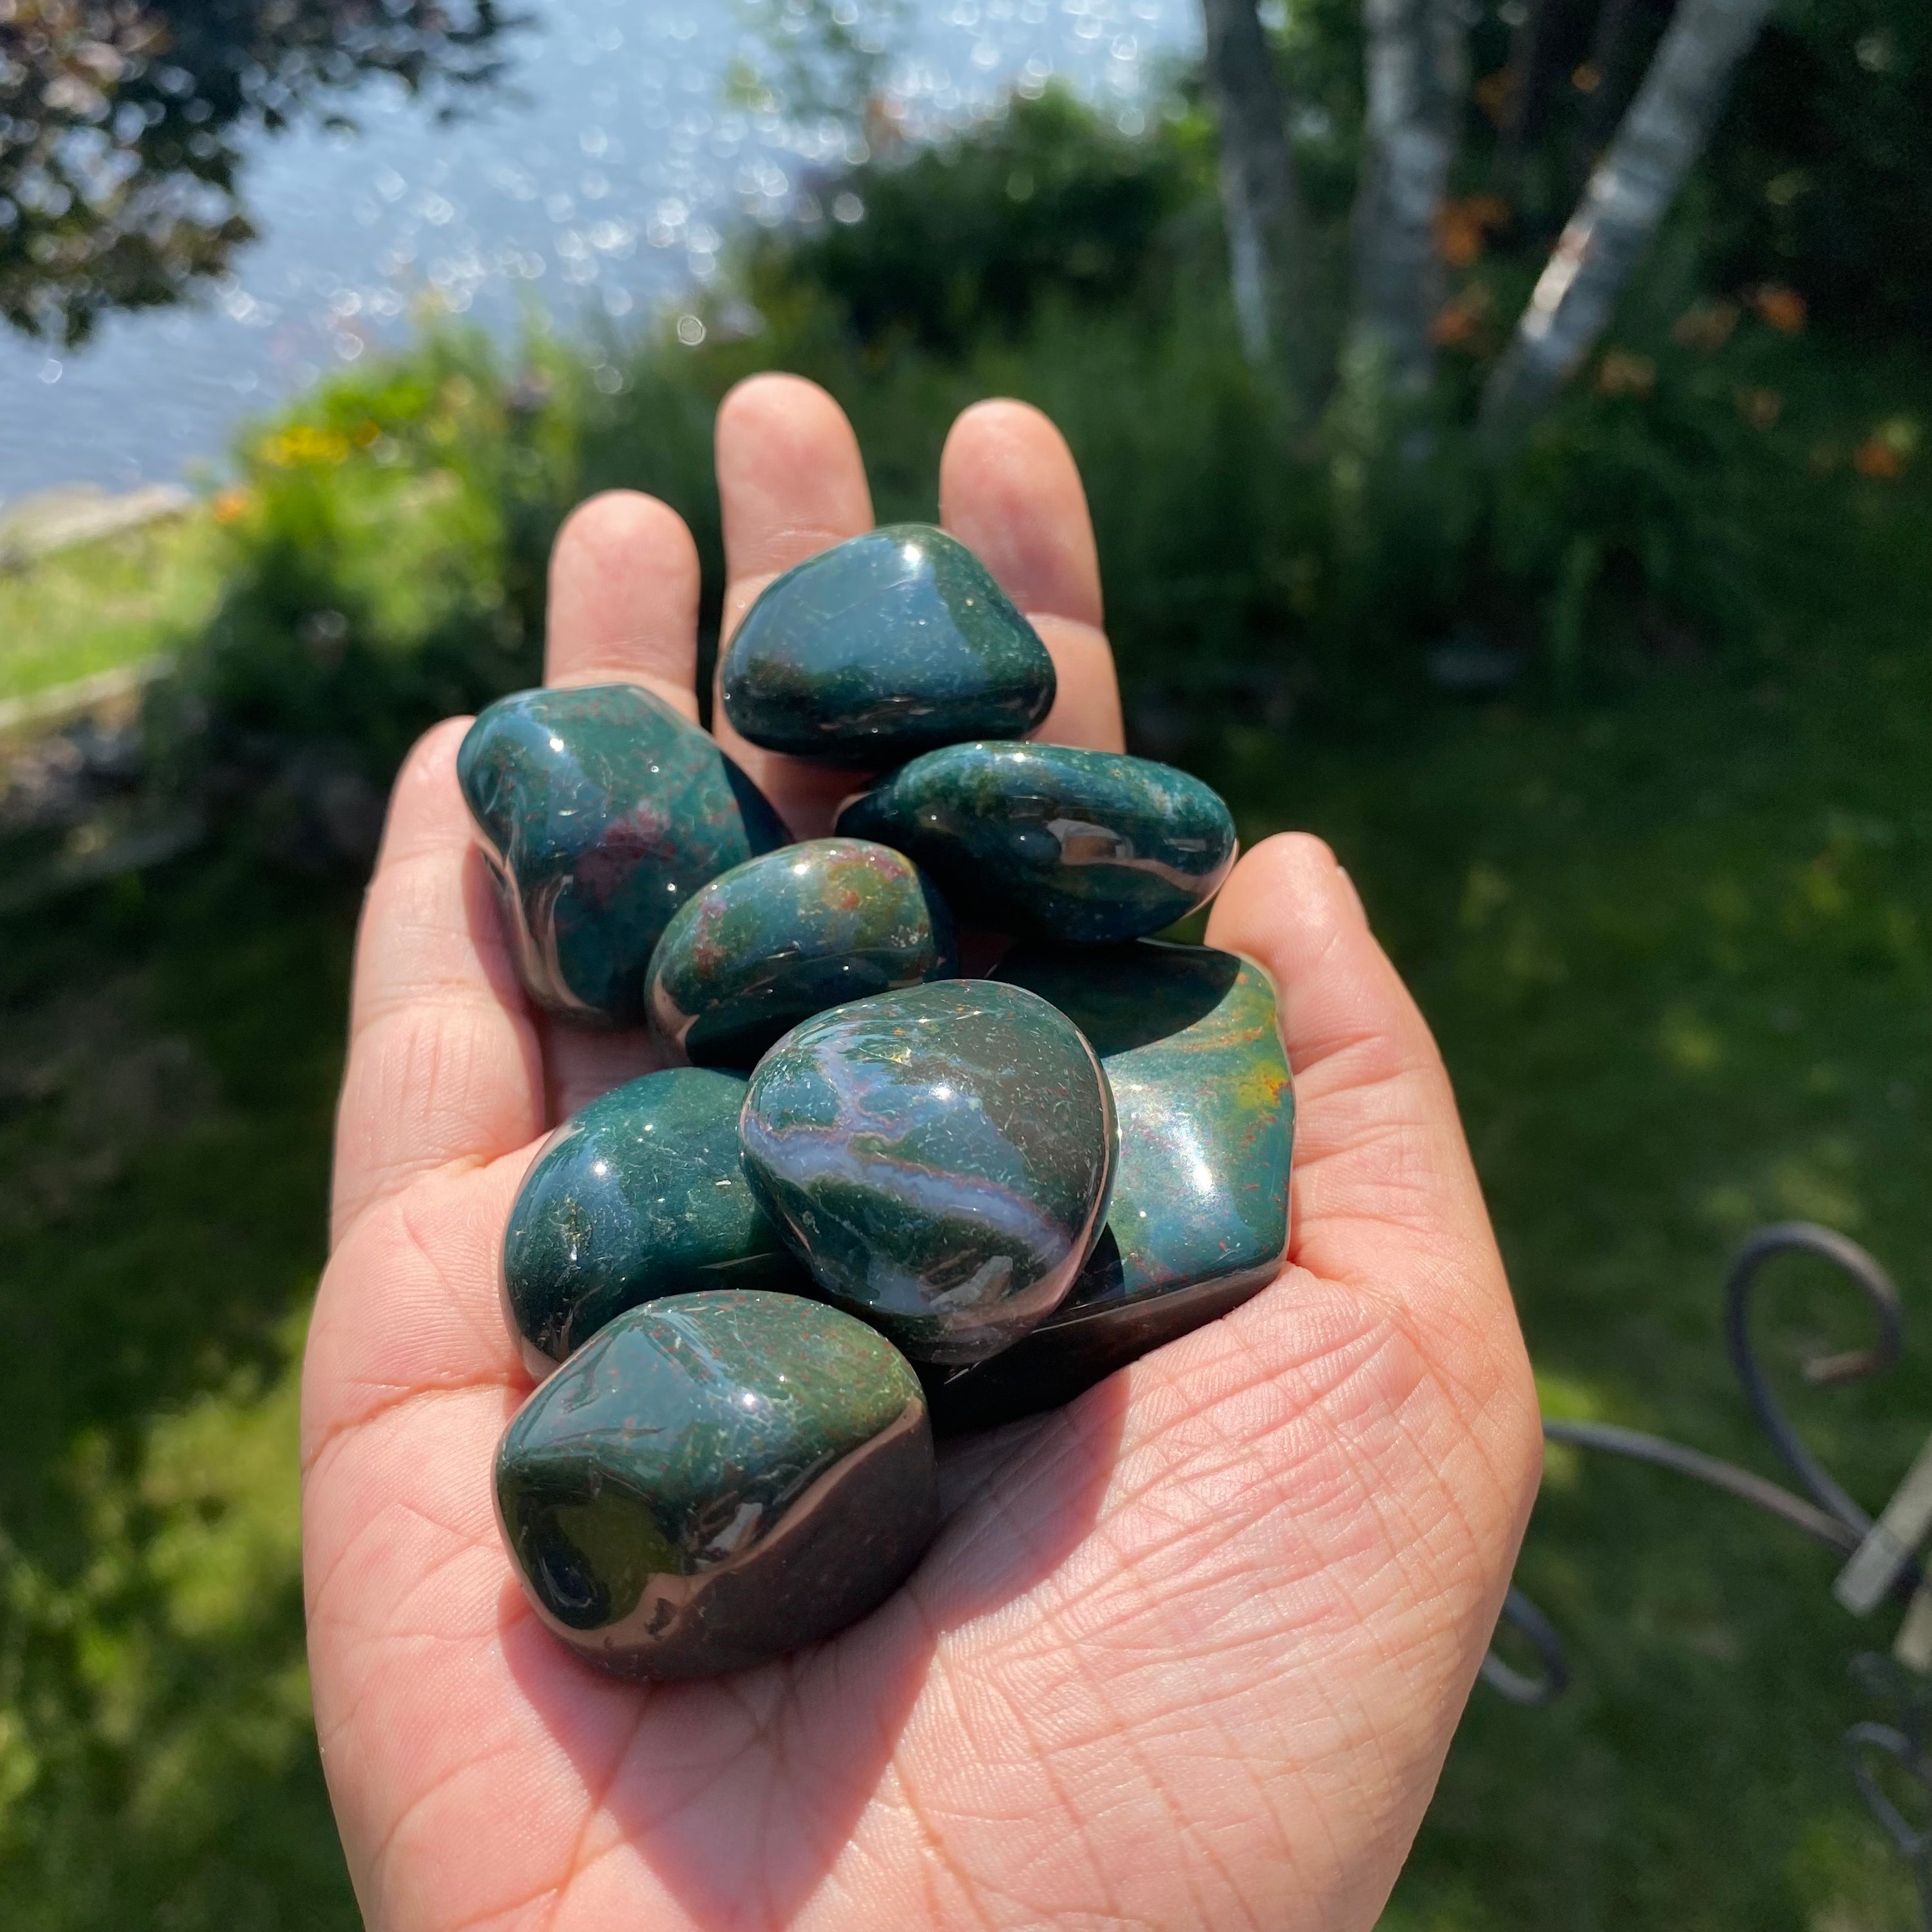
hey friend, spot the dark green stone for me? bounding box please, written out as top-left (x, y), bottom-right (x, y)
top-left (495, 1291), bottom-right (937, 1680)
top-left (931, 942), bottom-right (1294, 1432)
top-left (647, 838), bottom-right (958, 1071)
top-left (739, 982), bottom-right (1116, 1366)
top-left (718, 524), bottom-right (1057, 764)
top-left (502, 1068), bottom-right (806, 1375)
top-left (457, 683), bottom-right (789, 1025)
top-left (836, 741), bottom-right (1236, 944)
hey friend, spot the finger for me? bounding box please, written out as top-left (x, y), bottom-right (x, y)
top-left (940, 399), bottom-right (1122, 753)
top-left (1202, 834), bottom-right (1514, 1376)
top-left (542, 490), bottom-right (702, 721)
top-left (712, 373), bottom-right (876, 835)
top-left (332, 718), bottom-right (545, 1247)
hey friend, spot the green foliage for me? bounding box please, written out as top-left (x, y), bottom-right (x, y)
top-left (744, 86), bottom-right (1213, 355)
top-left (0, 0), bottom-right (512, 346)
top-left (1711, 0), bottom-right (1932, 336)
top-left (124, 88), bottom-right (1923, 841)
top-left (0, 855), bottom-right (361, 1926)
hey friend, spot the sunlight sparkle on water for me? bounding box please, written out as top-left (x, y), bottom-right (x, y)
top-left (0, 0), bottom-right (1197, 502)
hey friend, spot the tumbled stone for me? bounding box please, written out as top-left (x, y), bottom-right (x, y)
top-left (930, 942), bottom-right (1293, 1432)
top-left (458, 683), bottom-right (789, 1025)
top-left (502, 1067), bottom-right (806, 1376)
top-left (495, 1291), bottom-right (937, 1680)
top-left (739, 982), bottom-right (1115, 1365)
top-left (836, 741), bottom-right (1236, 944)
top-left (719, 524), bottom-right (1057, 764)
top-left (647, 838), bottom-right (958, 1070)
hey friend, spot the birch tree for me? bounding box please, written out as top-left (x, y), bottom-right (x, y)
top-left (1197, 0), bottom-right (1319, 402)
top-left (1347, 0), bottom-right (1470, 396)
top-left (1479, 0), bottom-right (1778, 437)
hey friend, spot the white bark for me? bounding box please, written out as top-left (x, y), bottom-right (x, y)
top-left (1198, 0), bottom-right (1316, 400)
top-left (1480, 0), bottom-right (1776, 438)
top-left (1347, 0), bottom-right (1470, 396)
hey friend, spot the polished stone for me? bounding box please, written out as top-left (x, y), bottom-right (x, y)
top-left (719, 524), bottom-right (1057, 764)
top-left (502, 1068), bottom-right (806, 1375)
top-left (647, 838), bottom-right (958, 1070)
top-left (836, 741), bottom-right (1236, 943)
top-left (495, 1291), bottom-right (937, 1680)
top-left (458, 683), bottom-right (789, 1025)
top-left (739, 981), bottom-right (1115, 1365)
top-left (930, 942), bottom-right (1293, 1432)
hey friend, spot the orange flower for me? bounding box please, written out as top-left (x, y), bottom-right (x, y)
top-left (1435, 193), bottom-right (1511, 269)
top-left (1671, 299), bottom-right (1739, 352)
top-left (1750, 283), bottom-right (1808, 334)
top-left (1428, 287), bottom-right (1491, 348)
top-left (1571, 61), bottom-right (1602, 93)
top-left (1853, 417), bottom-right (1922, 478)
top-left (1854, 437), bottom-right (1904, 480)
top-left (1596, 350), bottom-right (1655, 399)
top-left (1473, 68), bottom-right (1514, 127)
top-left (211, 488), bottom-right (251, 526)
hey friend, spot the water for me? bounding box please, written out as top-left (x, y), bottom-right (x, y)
top-left (0, 0), bottom-right (1196, 507)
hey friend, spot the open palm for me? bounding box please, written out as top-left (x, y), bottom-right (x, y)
top-left (303, 375), bottom-right (1541, 1932)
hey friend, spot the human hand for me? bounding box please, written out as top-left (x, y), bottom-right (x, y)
top-left (303, 374), bottom-right (1541, 1932)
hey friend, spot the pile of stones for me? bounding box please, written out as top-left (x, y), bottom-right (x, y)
top-left (458, 525), bottom-right (1295, 1681)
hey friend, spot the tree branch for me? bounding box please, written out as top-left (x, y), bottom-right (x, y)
top-left (1197, 0), bottom-right (1318, 406)
top-left (1479, 0), bottom-right (1776, 440)
top-left (1347, 0), bottom-right (1470, 397)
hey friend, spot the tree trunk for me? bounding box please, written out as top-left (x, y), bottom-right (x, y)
top-left (1480, 0), bottom-right (1776, 439)
top-left (1347, 0), bottom-right (1470, 396)
top-left (1197, 0), bottom-right (1317, 404)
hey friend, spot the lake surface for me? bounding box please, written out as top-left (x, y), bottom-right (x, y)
top-left (0, 0), bottom-right (1195, 507)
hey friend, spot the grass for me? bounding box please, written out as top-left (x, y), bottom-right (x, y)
top-left (0, 517), bottom-right (225, 705)
top-left (1254, 625), bottom-right (1932, 1930)
top-left (1, 364), bottom-right (1929, 1929)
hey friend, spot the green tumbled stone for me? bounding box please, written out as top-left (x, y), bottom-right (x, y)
top-left (739, 982), bottom-right (1116, 1366)
top-left (502, 1068), bottom-right (806, 1375)
top-left (647, 838), bottom-right (958, 1071)
top-left (495, 1291), bottom-right (937, 1680)
top-left (931, 942), bottom-right (1294, 1432)
top-left (836, 741), bottom-right (1236, 944)
top-left (458, 683), bottom-right (789, 1025)
top-left (719, 524), bottom-right (1057, 764)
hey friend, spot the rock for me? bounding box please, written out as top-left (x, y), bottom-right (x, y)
top-left (495, 1291), bottom-right (937, 1679)
top-left (718, 525), bottom-right (1056, 764)
top-left (647, 838), bottom-right (958, 1070)
top-left (836, 741), bottom-right (1236, 944)
top-left (458, 683), bottom-right (789, 1025)
top-left (739, 981), bottom-right (1115, 1365)
top-left (502, 1067), bottom-right (808, 1376)
top-left (931, 942), bottom-right (1293, 1432)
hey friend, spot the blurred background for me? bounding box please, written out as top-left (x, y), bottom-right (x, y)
top-left (1, 0), bottom-right (1928, 1924)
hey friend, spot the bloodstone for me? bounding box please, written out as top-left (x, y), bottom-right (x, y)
top-left (495, 1292), bottom-right (937, 1679)
top-left (719, 524), bottom-right (1057, 764)
top-left (739, 982), bottom-right (1116, 1366)
top-left (457, 683), bottom-right (789, 1025)
top-left (836, 741), bottom-right (1236, 944)
top-left (502, 1067), bottom-right (806, 1376)
top-left (647, 838), bottom-right (958, 1071)
top-left (931, 942), bottom-right (1293, 1432)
